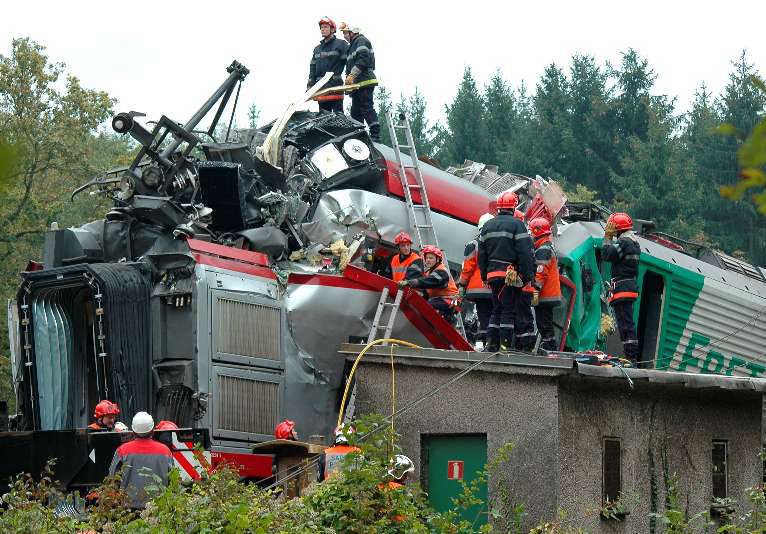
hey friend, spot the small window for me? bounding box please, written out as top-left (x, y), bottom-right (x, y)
top-left (603, 438), bottom-right (621, 503)
top-left (712, 440), bottom-right (728, 499)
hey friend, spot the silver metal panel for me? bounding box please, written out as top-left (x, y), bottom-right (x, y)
top-left (211, 365), bottom-right (280, 441)
top-left (216, 297), bottom-right (280, 360)
top-left (303, 189), bottom-right (479, 272)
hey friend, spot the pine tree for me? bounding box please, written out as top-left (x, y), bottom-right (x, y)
top-left (443, 67), bottom-right (490, 166)
top-left (483, 70), bottom-right (516, 166)
top-left (375, 85), bottom-right (393, 146)
top-left (613, 48), bottom-right (656, 142)
top-left (247, 102), bottom-right (260, 128)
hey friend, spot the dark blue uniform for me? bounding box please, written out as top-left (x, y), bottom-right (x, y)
top-left (345, 34), bottom-right (379, 141)
top-left (602, 231), bottom-right (641, 362)
top-left (309, 36), bottom-right (348, 113)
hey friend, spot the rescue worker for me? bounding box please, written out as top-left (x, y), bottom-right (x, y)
top-left (155, 420), bottom-right (180, 431)
top-left (378, 454), bottom-right (415, 522)
top-left (274, 419), bottom-right (299, 441)
top-left (320, 425), bottom-right (361, 480)
top-left (108, 412), bottom-right (172, 510)
top-left (88, 400), bottom-right (120, 431)
top-left (478, 191), bottom-right (535, 352)
top-left (399, 245), bottom-right (459, 323)
top-left (529, 217), bottom-right (562, 352)
top-left (339, 22), bottom-right (380, 141)
top-left (602, 212), bottom-right (641, 363)
top-left (459, 213), bottom-right (494, 350)
top-left (308, 17), bottom-right (348, 113)
top-left (386, 231), bottom-right (424, 282)
top-left (511, 207), bottom-right (536, 351)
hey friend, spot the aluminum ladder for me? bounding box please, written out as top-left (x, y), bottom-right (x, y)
top-left (367, 286), bottom-right (404, 346)
top-left (384, 111), bottom-right (467, 339)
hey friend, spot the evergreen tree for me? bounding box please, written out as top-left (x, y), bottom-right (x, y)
top-left (375, 85), bottom-right (393, 146)
top-left (247, 102), bottom-right (260, 128)
top-left (533, 63), bottom-right (574, 181)
top-left (613, 48), bottom-right (655, 142)
top-left (483, 70), bottom-right (516, 165)
top-left (443, 67), bottom-right (490, 166)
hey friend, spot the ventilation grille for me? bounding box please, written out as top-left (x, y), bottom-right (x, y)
top-left (216, 298), bottom-right (280, 360)
top-left (216, 374), bottom-right (278, 435)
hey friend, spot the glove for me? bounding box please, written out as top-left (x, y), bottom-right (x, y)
top-left (504, 266), bottom-right (522, 287)
top-left (532, 290), bottom-right (540, 307)
top-left (458, 285), bottom-right (467, 298)
top-left (398, 280), bottom-right (411, 288)
top-left (345, 74), bottom-right (355, 85)
top-left (604, 221), bottom-right (617, 240)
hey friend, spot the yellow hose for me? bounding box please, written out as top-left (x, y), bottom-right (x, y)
top-left (336, 338), bottom-right (421, 428)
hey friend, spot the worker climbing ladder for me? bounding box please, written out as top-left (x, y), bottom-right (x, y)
top-left (377, 111), bottom-right (467, 339)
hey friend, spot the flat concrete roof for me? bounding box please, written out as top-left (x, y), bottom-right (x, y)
top-left (340, 343), bottom-right (766, 393)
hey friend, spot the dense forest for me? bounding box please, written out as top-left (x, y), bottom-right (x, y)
top-left (0, 38), bottom-right (764, 406)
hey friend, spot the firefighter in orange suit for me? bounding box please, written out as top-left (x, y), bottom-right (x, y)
top-left (399, 245), bottom-right (459, 323)
top-left (602, 212), bottom-right (640, 363)
top-left (387, 231), bottom-right (424, 283)
top-left (88, 400), bottom-right (120, 431)
top-left (528, 218), bottom-right (562, 352)
top-left (459, 213), bottom-right (494, 349)
top-left (320, 425), bottom-right (361, 480)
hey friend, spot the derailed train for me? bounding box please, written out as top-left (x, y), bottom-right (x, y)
top-left (5, 61), bottom-right (766, 485)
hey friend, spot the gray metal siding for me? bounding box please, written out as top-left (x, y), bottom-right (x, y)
top-left (213, 366), bottom-right (281, 439)
top-left (216, 297), bottom-right (280, 361)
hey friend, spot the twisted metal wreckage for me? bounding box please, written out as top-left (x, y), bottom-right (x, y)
top-left (6, 61), bottom-right (766, 487)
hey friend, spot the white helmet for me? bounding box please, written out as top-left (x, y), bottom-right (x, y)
top-left (339, 22), bottom-right (361, 33)
top-left (114, 421), bottom-right (129, 432)
top-left (334, 424), bottom-right (355, 445)
top-left (387, 454), bottom-right (415, 481)
top-left (131, 412), bottom-right (155, 436)
top-left (478, 213), bottom-right (494, 229)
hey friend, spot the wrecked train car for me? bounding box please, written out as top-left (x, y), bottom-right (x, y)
top-left (6, 62), bottom-right (491, 476)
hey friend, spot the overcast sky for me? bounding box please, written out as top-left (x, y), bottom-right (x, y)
top-left (2, 1), bottom-right (765, 133)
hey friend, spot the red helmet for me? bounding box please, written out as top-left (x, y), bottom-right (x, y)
top-left (607, 212), bottom-right (633, 232)
top-left (496, 191), bottom-right (519, 210)
top-left (274, 419), bottom-right (297, 440)
top-left (94, 400), bottom-right (120, 419)
top-left (514, 209), bottom-right (526, 222)
top-left (394, 231), bottom-right (413, 245)
top-left (318, 17), bottom-right (336, 32)
top-left (421, 245), bottom-right (443, 261)
top-left (155, 420), bottom-right (179, 431)
top-left (529, 217), bottom-right (552, 238)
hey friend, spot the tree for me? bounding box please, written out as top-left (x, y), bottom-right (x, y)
top-left (483, 70), bottom-right (516, 166)
top-left (613, 48), bottom-right (656, 142)
top-left (393, 88), bottom-right (440, 159)
top-left (0, 38), bottom-right (122, 408)
top-left (247, 102), bottom-right (260, 128)
top-left (374, 85), bottom-right (393, 147)
top-left (442, 67), bottom-right (490, 166)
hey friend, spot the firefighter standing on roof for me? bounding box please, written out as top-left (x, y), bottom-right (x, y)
top-left (602, 212), bottom-right (641, 363)
top-left (399, 245), bottom-right (459, 323)
top-left (340, 22), bottom-right (380, 142)
top-left (308, 17), bottom-right (348, 113)
top-left (386, 231), bottom-right (424, 282)
top-left (529, 218), bottom-right (562, 352)
top-left (459, 213), bottom-right (494, 350)
top-left (478, 191), bottom-right (535, 352)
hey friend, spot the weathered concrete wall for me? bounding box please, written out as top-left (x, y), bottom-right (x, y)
top-left (557, 376), bottom-right (763, 533)
top-left (354, 357), bottom-right (563, 529)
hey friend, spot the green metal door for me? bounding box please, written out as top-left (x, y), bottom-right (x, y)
top-left (424, 434), bottom-right (488, 526)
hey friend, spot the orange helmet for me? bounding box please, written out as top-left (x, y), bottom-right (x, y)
top-left (318, 17), bottom-right (336, 32)
top-left (607, 212), bottom-right (633, 232)
top-left (496, 191), bottom-right (519, 210)
top-left (421, 245), bottom-right (443, 261)
top-left (155, 420), bottom-right (179, 431)
top-left (394, 231), bottom-right (413, 245)
top-left (514, 209), bottom-right (526, 222)
top-left (529, 218), bottom-right (552, 238)
top-left (275, 419), bottom-right (297, 440)
top-left (94, 400), bottom-right (120, 419)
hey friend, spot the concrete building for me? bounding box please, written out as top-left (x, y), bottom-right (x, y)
top-left (345, 344), bottom-right (766, 532)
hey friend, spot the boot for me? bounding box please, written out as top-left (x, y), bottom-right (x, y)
top-left (484, 338), bottom-right (499, 352)
top-left (499, 338), bottom-right (512, 352)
